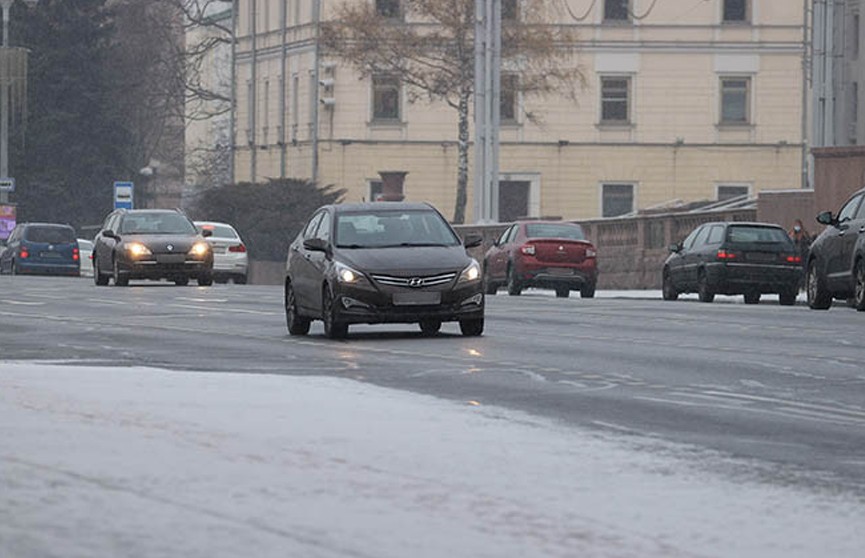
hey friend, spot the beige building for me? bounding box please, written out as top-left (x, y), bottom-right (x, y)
top-left (233, 0), bottom-right (809, 223)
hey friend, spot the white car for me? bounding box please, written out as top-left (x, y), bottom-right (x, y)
top-left (77, 238), bottom-right (94, 277)
top-left (194, 221), bottom-right (248, 284)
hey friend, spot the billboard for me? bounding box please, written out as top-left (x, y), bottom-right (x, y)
top-left (0, 204), bottom-right (15, 241)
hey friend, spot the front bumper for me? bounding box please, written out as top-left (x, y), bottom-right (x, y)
top-left (333, 282), bottom-right (484, 325)
top-left (118, 258), bottom-right (212, 280)
top-left (707, 262), bottom-right (800, 294)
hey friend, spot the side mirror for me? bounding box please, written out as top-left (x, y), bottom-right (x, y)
top-left (815, 211), bottom-right (835, 227)
top-left (201, 229), bottom-right (213, 238)
top-left (463, 233), bottom-right (483, 248)
top-left (668, 243), bottom-right (681, 253)
top-left (102, 230), bottom-right (119, 240)
top-left (303, 237), bottom-right (329, 252)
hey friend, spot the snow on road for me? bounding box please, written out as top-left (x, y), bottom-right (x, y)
top-left (1, 361), bottom-right (861, 558)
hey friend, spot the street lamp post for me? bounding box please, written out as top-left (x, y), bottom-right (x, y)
top-left (0, 0), bottom-right (38, 205)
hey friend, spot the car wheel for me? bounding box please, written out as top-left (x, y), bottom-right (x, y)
top-left (285, 281), bottom-right (311, 336)
top-left (779, 289), bottom-right (797, 306)
top-left (743, 291), bottom-right (760, 305)
top-left (697, 271), bottom-right (714, 303)
top-left (93, 257), bottom-right (109, 286)
top-left (459, 318), bottom-right (484, 336)
top-left (419, 319), bottom-right (442, 336)
top-left (580, 282), bottom-right (596, 299)
top-left (555, 286), bottom-right (570, 298)
top-left (197, 274), bottom-right (213, 287)
top-left (854, 259), bottom-right (865, 312)
top-left (662, 270), bottom-right (678, 301)
top-left (174, 277), bottom-right (189, 286)
top-left (113, 259), bottom-right (129, 287)
top-left (322, 286), bottom-right (348, 339)
top-left (506, 265), bottom-right (522, 296)
top-left (806, 260), bottom-right (832, 310)
top-left (234, 275), bottom-right (248, 285)
top-left (10, 260), bottom-right (17, 276)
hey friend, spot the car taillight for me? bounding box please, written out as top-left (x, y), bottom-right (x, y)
top-left (786, 255), bottom-right (801, 263)
top-left (73, 248), bottom-right (80, 261)
top-left (229, 244), bottom-right (247, 253)
top-left (520, 244), bottom-right (536, 256)
top-left (716, 249), bottom-right (737, 260)
top-left (19, 249), bottom-right (29, 259)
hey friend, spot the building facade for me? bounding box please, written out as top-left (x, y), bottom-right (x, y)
top-left (232, 0), bottom-right (809, 223)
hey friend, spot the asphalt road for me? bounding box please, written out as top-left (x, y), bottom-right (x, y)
top-left (2, 275), bottom-right (864, 496)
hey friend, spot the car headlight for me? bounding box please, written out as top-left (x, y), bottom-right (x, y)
top-left (126, 242), bottom-right (152, 258)
top-left (188, 242), bottom-right (210, 258)
top-left (458, 259), bottom-right (481, 284)
top-left (334, 261), bottom-right (367, 285)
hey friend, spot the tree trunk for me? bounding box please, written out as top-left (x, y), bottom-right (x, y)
top-left (453, 92), bottom-right (470, 224)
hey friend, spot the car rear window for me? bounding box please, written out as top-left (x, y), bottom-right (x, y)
top-left (197, 224), bottom-right (239, 239)
top-left (24, 226), bottom-right (76, 243)
top-left (525, 223), bottom-right (586, 240)
top-left (726, 226), bottom-right (791, 244)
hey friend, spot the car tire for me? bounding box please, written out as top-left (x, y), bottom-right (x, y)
top-left (662, 270), bottom-right (678, 301)
top-left (506, 265), bottom-right (522, 296)
top-left (806, 260), bottom-right (832, 310)
top-left (174, 277), bottom-right (189, 286)
top-left (779, 289), bottom-right (797, 306)
top-left (10, 260), bottom-right (17, 276)
top-left (555, 286), bottom-right (570, 298)
top-left (459, 318), bottom-right (484, 336)
top-left (854, 259), bottom-right (865, 312)
top-left (93, 257), bottom-right (109, 286)
top-left (113, 259), bottom-right (129, 287)
top-left (743, 291), bottom-right (760, 305)
top-left (285, 282), bottom-right (311, 336)
top-left (697, 271), bottom-right (714, 303)
top-left (419, 319), bottom-right (442, 335)
top-left (322, 286), bottom-right (348, 339)
top-left (235, 275), bottom-right (248, 285)
top-left (197, 274), bottom-right (213, 287)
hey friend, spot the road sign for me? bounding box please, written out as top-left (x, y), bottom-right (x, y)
top-left (114, 181), bottom-right (134, 210)
top-left (0, 177), bottom-right (14, 192)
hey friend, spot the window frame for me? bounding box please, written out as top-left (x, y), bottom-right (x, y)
top-left (371, 74), bottom-right (402, 123)
top-left (719, 76), bottom-right (751, 126)
top-left (375, 0), bottom-right (402, 20)
top-left (600, 75), bottom-right (631, 125)
top-left (722, 0), bottom-right (749, 24)
top-left (603, 0), bottom-right (631, 23)
top-left (716, 184), bottom-right (751, 201)
top-left (500, 73), bottom-right (519, 124)
top-left (601, 182), bottom-right (635, 218)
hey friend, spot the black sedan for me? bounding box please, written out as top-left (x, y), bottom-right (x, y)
top-left (284, 202), bottom-right (484, 339)
top-left (662, 221), bottom-right (801, 305)
top-left (806, 187), bottom-right (865, 310)
top-left (92, 209), bottom-right (214, 287)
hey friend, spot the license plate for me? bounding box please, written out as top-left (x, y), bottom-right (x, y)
top-left (745, 252), bottom-right (775, 262)
top-left (547, 267), bottom-right (574, 276)
top-left (393, 291), bottom-right (441, 306)
top-left (40, 252), bottom-right (63, 259)
top-left (157, 254), bottom-right (186, 264)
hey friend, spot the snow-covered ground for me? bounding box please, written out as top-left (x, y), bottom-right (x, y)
top-left (1, 361), bottom-right (860, 558)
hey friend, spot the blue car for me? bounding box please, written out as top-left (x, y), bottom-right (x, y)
top-left (0, 222), bottom-right (80, 276)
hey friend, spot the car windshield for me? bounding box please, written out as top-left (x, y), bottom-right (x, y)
top-left (24, 226), bottom-right (76, 243)
top-left (525, 223), bottom-right (586, 240)
top-left (335, 209), bottom-right (460, 248)
top-left (197, 223), bottom-right (239, 239)
top-left (121, 213), bottom-right (196, 235)
top-left (726, 225), bottom-right (791, 244)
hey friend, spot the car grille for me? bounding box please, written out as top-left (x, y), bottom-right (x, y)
top-left (371, 272), bottom-right (457, 288)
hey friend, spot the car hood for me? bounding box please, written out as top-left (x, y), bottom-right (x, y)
top-left (335, 245), bottom-right (472, 275)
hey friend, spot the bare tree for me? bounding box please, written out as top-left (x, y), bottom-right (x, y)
top-left (323, 0), bottom-right (584, 223)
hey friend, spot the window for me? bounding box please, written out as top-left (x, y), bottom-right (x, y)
top-left (837, 194), bottom-right (864, 223)
top-left (372, 75), bottom-right (401, 121)
top-left (602, 183), bottom-right (634, 217)
top-left (376, 0), bottom-right (400, 19)
top-left (369, 180), bottom-right (383, 201)
top-left (717, 184), bottom-right (750, 201)
top-left (500, 74), bottom-right (518, 122)
top-left (604, 0), bottom-right (630, 22)
top-left (853, 14), bottom-right (860, 58)
top-left (316, 212), bottom-right (332, 242)
top-left (723, 0), bottom-right (747, 23)
top-left (601, 77), bottom-right (630, 123)
top-left (706, 225), bottom-right (725, 245)
top-left (502, 0), bottom-right (518, 20)
top-left (720, 77), bottom-right (750, 124)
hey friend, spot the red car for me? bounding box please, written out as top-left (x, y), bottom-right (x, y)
top-left (483, 220), bottom-right (598, 298)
